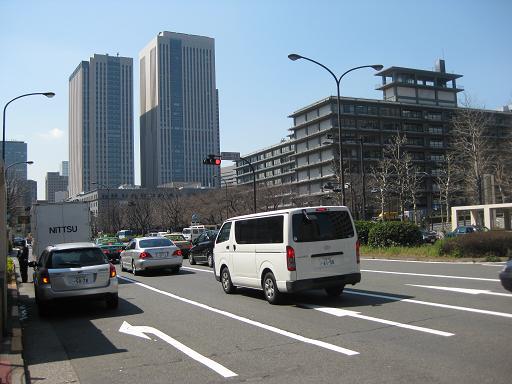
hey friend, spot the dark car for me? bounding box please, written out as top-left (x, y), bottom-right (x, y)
top-left (13, 237), bottom-right (26, 248)
top-left (420, 229), bottom-right (438, 244)
top-left (499, 259), bottom-right (512, 292)
top-left (445, 225), bottom-right (488, 238)
top-left (188, 229), bottom-right (218, 267)
top-left (97, 237), bottom-right (125, 264)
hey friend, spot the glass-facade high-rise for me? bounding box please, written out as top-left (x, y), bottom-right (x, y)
top-left (1, 141), bottom-right (28, 180)
top-left (69, 54), bottom-right (134, 197)
top-left (139, 31), bottom-right (220, 188)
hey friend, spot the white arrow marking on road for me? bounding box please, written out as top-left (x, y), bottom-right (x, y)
top-left (407, 284), bottom-right (512, 297)
top-left (119, 321), bottom-right (237, 378)
top-left (303, 305), bottom-right (454, 337)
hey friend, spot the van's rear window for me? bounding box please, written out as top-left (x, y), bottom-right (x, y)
top-left (292, 211), bottom-right (354, 242)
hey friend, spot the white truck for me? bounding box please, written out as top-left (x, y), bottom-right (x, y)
top-left (31, 201), bottom-right (91, 259)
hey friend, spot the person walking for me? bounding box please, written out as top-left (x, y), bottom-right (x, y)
top-left (18, 243), bottom-right (29, 283)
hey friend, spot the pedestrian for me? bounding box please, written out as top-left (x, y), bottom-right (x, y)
top-left (18, 244), bottom-right (29, 283)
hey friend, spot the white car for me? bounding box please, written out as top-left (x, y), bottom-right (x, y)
top-left (30, 242), bottom-right (118, 315)
top-left (120, 237), bottom-right (183, 275)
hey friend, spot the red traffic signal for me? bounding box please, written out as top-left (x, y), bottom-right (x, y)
top-left (202, 154), bottom-right (221, 165)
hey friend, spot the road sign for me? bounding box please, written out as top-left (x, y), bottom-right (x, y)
top-left (220, 151), bottom-right (240, 161)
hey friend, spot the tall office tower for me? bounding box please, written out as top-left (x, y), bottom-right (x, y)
top-left (60, 161), bottom-right (69, 177)
top-left (1, 141), bottom-right (28, 180)
top-left (139, 31), bottom-right (220, 188)
top-left (69, 54), bottom-right (134, 197)
top-left (45, 172), bottom-right (69, 203)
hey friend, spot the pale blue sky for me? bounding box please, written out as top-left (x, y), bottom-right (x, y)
top-left (1, 0), bottom-right (511, 198)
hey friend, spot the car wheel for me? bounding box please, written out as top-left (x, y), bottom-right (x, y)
top-left (189, 254), bottom-right (196, 265)
top-left (121, 260), bottom-right (126, 272)
top-left (171, 266), bottom-right (181, 274)
top-left (263, 272), bottom-right (281, 304)
top-left (221, 267), bottom-right (236, 294)
top-left (106, 293), bottom-right (119, 309)
top-left (132, 260), bottom-right (138, 276)
top-left (325, 285), bottom-right (345, 297)
top-left (207, 251), bottom-right (214, 268)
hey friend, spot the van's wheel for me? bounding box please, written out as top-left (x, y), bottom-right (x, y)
top-left (207, 251), bottom-right (214, 268)
top-left (221, 267), bottom-right (236, 294)
top-left (132, 260), bottom-right (138, 276)
top-left (263, 272), bottom-right (281, 304)
top-left (325, 285), bottom-right (345, 297)
top-left (189, 254), bottom-right (196, 265)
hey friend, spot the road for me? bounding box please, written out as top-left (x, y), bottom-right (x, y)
top-left (18, 257), bottom-right (511, 384)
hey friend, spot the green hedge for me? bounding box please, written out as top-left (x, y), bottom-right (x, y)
top-left (368, 221), bottom-right (423, 247)
top-left (355, 221), bottom-right (378, 245)
top-left (440, 231), bottom-right (512, 258)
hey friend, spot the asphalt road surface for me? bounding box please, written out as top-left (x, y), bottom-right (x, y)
top-left (18, 257), bottom-right (511, 384)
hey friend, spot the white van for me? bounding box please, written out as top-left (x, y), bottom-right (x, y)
top-left (213, 206), bottom-right (360, 304)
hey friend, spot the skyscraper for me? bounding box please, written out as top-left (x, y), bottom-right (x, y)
top-left (139, 31), bottom-right (220, 188)
top-left (1, 141), bottom-right (28, 180)
top-left (69, 54), bottom-right (134, 197)
top-left (45, 172), bottom-right (68, 203)
top-left (60, 161), bottom-right (69, 177)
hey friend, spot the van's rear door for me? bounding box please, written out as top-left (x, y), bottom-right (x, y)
top-left (291, 207), bottom-right (358, 280)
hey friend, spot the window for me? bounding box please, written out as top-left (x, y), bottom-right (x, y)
top-left (139, 238), bottom-right (173, 248)
top-left (235, 216), bottom-right (284, 244)
top-left (49, 248), bottom-right (106, 268)
top-left (343, 104), bottom-right (354, 114)
top-left (402, 110), bottom-right (422, 119)
top-left (292, 210), bottom-right (354, 242)
top-left (216, 222), bottom-right (232, 243)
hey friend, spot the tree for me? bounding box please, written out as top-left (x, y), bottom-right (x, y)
top-left (404, 153), bottom-right (423, 224)
top-left (5, 176), bottom-right (28, 228)
top-left (435, 152), bottom-right (460, 230)
top-left (383, 133), bottom-right (408, 220)
top-left (369, 157), bottom-right (393, 221)
top-left (451, 95), bottom-right (495, 204)
top-left (126, 199), bottom-right (153, 235)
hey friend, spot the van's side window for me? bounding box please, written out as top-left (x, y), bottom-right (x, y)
top-left (292, 211), bottom-right (354, 242)
top-left (235, 216), bottom-right (283, 244)
top-left (216, 222), bottom-right (232, 244)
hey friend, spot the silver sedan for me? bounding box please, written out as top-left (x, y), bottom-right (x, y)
top-left (120, 237), bottom-right (183, 275)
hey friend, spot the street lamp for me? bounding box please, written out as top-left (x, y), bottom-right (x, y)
top-left (288, 54), bottom-right (382, 206)
top-left (2, 92), bottom-right (55, 161)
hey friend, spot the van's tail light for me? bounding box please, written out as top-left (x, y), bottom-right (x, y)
top-left (40, 269), bottom-right (50, 284)
top-left (356, 240), bottom-right (360, 264)
top-left (109, 263), bottom-right (117, 278)
top-left (172, 249), bottom-right (182, 257)
top-left (139, 251), bottom-right (152, 259)
top-left (286, 246), bottom-right (296, 271)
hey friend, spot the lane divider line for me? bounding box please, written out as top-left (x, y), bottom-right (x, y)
top-left (118, 275), bottom-right (359, 356)
top-left (361, 269), bottom-right (500, 282)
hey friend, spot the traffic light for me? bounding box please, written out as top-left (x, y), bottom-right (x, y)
top-left (203, 154), bottom-right (221, 165)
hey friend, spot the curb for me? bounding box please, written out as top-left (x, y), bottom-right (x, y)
top-left (1, 259), bottom-right (27, 384)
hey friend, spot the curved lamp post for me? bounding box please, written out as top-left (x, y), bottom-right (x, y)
top-left (3, 92), bottom-right (55, 161)
top-left (288, 54), bottom-right (382, 206)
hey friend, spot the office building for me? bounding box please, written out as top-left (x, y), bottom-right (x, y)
top-left (1, 141), bottom-right (28, 180)
top-left (139, 31), bottom-right (220, 188)
top-left (69, 53), bottom-right (134, 197)
top-left (45, 172), bottom-right (68, 203)
top-left (60, 161), bottom-right (69, 177)
top-left (236, 60), bottom-right (512, 216)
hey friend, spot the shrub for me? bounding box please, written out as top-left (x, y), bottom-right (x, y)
top-left (368, 221), bottom-right (422, 247)
top-left (440, 231), bottom-right (512, 258)
top-left (355, 221), bottom-right (378, 245)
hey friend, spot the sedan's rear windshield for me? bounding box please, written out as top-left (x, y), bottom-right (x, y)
top-left (139, 238), bottom-right (173, 248)
top-left (48, 248), bottom-right (107, 268)
top-left (292, 210), bottom-right (354, 242)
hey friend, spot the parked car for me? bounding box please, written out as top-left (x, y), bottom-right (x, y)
top-left (420, 229), bottom-right (438, 244)
top-left (120, 236), bottom-right (183, 275)
top-left (13, 237), bottom-right (26, 248)
top-left (116, 229), bottom-right (134, 242)
top-left (189, 229), bottom-right (218, 267)
top-left (95, 237), bottom-right (125, 264)
top-left (446, 225), bottom-right (488, 238)
top-left (29, 242), bottom-right (118, 315)
top-left (499, 259), bottom-right (512, 292)
top-left (164, 233), bottom-right (192, 257)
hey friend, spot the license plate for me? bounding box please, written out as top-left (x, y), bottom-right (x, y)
top-left (157, 252), bottom-right (167, 258)
top-left (320, 256), bottom-right (335, 267)
top-left (74, 275), bottom-right (90, 285)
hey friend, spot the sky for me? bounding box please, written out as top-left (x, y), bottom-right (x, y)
top-left (1, 0), bottom-right (511, 199)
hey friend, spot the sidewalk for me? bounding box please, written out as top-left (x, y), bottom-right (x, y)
top-left (1, 256), bottom-right (27, 384)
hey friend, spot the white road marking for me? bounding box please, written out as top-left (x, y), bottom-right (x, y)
top-left (302, 305), bottom-right (454, 337)
top-left (345, 289), bottom-right (512, 319)
top-left (361, 258), bottom-right (505, 266)
top-left (183, 266), bottom-right (214, 274)
top-left (119, 321), bottom-right (237, 378)
top-left (118, 276), bottom-right (359, 356)
top-left (361, 269), bottom-right (500, 282)
top-left (406, 284), bottom-right (512, 297)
